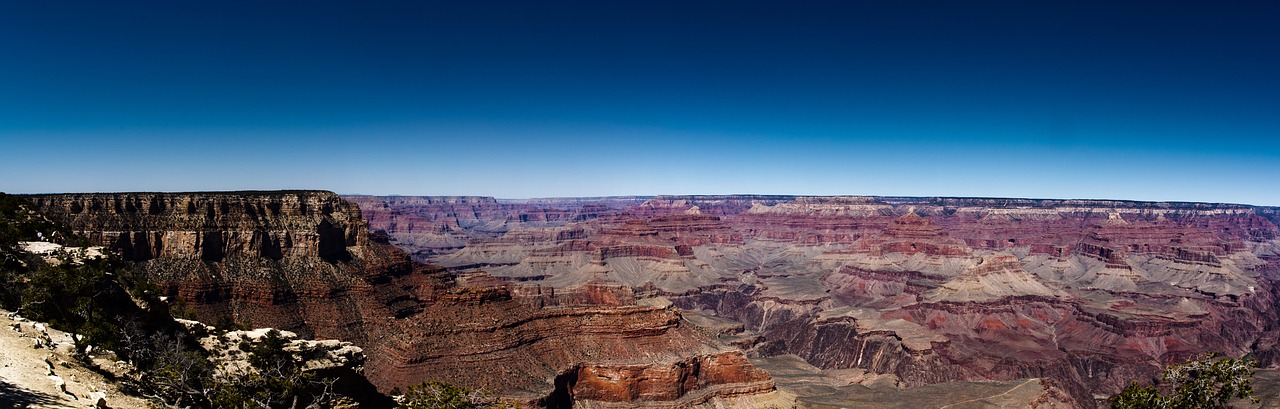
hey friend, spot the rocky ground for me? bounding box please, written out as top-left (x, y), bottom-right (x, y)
top-left (0, 310), bottom-right (148, 409)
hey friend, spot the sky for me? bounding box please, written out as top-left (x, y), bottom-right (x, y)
top-left (2, 1), bottom-right (1278, 205)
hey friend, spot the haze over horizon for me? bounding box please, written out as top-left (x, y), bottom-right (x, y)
top-left (2, 1), bottom-right (1278, 205)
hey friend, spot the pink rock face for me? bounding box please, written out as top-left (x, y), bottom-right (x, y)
top-left (343, 195), bottom-right (644, 260)
top-left (853, 213), bottom-right (973, 256)
top-left (354, 195), bottom-right (1280, 408)
top-left (364, 294), bottom-right (770, 403)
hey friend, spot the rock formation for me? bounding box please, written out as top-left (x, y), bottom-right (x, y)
top-left (28, 191), bottom-right (409, 344)
top-left (27, 191), bottom-right (778, 407)
top-left (353, 194), bottom-right (1280, 408)
top-left (1, 310), bottom-right (152, 409)
top-left (29, 191), bottom-right (367, 263)
top-left (342, 195), bottom-right (645, 260)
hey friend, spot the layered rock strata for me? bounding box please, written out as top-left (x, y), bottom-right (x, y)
top-left (342, 195), bottom-right (646, 260)
top-left (366, 284), bottom-right (775, 404)
top-left (365, 195), bottom-right (1280, 407)
top-left (27, 191), bottom-right (777, 407)
top-left (28, 191), bottom-right (410, 343)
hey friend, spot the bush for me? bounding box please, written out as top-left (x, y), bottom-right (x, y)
top-left (140, 329), bottom-right (347, 409)
top-left (20, 255), bottom-right (133, 354)
top-left (1110, 354), bottom-right (1257, 409)
top-left (398, 381), bottom-right (509, 409)
top-left (0, 193), bottom-right (100, 318)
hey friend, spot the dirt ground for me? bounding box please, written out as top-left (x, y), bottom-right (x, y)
top-left (0, 310), bottom-right (149, 409)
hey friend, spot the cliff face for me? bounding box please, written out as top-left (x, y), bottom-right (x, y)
top-left (366, 285), bottom-right (774, 404)
top-left (28, 192), bottom-right (367, 263)
top-left (364, 195), bottom-right (1280, 408)
top-left (29, 191), bottom-right (776, 407)
top-left (342, 195), bottom-right (645, 260)
top-left (27, 191), bottom-right (408, 344)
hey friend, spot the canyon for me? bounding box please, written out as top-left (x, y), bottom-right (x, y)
top-left (23, 191), bottom-right (1280, 408)
top-left (346, 194), bottom-right (1280, 408)
top-left (25, 192), bottom-right (779, 408)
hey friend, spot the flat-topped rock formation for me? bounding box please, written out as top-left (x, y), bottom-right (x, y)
top-left (360, 195), bottom-right (1280, 407)
top-left (28, 191), bottom-right (405, 343)
top-left (29, 191), bottom-right (367, 262)
top-left (852, 213), bottom-right (972, 257)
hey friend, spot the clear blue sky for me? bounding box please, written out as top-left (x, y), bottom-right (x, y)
top-left (2, 1), bottom-right (1278, 205)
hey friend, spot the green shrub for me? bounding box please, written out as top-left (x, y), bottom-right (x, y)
top-left (1110, 354), bottom-right (1257, 409)
top-left (20, 255), bottom-right (132, 354)
top-left (141, 329), bottom-right (346, 409)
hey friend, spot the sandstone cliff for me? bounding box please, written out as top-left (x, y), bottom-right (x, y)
top-left (27, 191), bottom-right (410, 344)
top-left (30, 191), bottom-right (367, 263)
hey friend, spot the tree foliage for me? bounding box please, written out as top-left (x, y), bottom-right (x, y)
top-left (20, 256), bottom-right (129, 352)
top-left (0, 193), bottom-right (69, 308)
top-left (1110, 354), bottom-right (1257, 409)
top-left (0, 193), bottom-right (115, 339)
top-left (0, 193), bottom-right (65, 247)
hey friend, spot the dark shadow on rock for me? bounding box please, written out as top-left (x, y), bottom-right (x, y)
top-left (0, 380), bottom-right (62, 407)
top-left (317, 219), bottom-right (351, 262)
top-left (541, 367), bottom-right (579, 409)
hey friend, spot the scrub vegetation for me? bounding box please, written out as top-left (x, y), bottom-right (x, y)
top-left (1110, 354), bottom-right (1257, 409)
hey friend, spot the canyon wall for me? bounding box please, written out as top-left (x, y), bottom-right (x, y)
top-left (356, 195), bottom-right (1280, 408)
top-left (29, 191), bottom-right (777, 407)
top-left (31, 191), bottom-right (367, 263)
top-left (28, 191), bottom-right (407, 343)
top-left (342, 195), bottom-right (645, 260)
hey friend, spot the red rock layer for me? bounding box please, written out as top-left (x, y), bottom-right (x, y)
top-left (343, 195), bottom-right (641, 260)
top-left (365, 286), bottom-right (772, 403)
top-left (565, 352), bottom-right (773, 403)
top-left (852, 213), bottom-right (972, 256)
